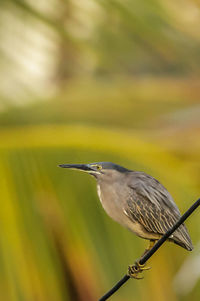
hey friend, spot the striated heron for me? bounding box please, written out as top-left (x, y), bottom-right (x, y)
top-left (59, 162), bottom-right (193, 278)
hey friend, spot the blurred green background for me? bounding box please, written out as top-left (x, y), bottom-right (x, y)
top-left (0, 0), bottom-right (200, 300)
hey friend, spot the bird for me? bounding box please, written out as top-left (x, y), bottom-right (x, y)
top-left (59, 162), bottom-right (193, 278)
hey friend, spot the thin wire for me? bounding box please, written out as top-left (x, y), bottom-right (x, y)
top-left (99, 198), bottom-right (200, 301)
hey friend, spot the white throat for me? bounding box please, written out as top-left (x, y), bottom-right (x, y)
top-left (97, 184), bottom-right (103, 204)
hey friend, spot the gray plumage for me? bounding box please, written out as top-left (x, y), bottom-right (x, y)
top-left (59, 162), bottom-right (193, 251)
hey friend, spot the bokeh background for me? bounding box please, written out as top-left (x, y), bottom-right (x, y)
top-left (0, 0), bottom-right (200, 300)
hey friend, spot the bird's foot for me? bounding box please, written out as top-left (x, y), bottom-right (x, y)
top-left (127, 261), bottom-right (151, 279)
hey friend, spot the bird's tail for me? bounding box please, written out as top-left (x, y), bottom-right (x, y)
top-left (173, 223), bottom-right (193, 251)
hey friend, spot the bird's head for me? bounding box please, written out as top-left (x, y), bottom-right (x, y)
top-left (58, 162), bottom-right (129, 180)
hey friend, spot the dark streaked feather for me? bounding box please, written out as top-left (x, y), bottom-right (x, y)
top-left (125, 172), bottom-right (193, 251)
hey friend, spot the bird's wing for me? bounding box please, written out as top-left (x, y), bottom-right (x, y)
top-left (123, 172), bottom-right (193, 250)
top-left (125, 188), bottom-right (179, 235)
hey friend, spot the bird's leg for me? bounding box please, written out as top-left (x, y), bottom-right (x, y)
top-left (141, 239), bottom-right (156, 257)
top-left (127, 240), bottom-right (156, 279)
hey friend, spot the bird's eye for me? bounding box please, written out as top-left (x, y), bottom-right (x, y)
top-left (91, 164), bottom-right (102, 170)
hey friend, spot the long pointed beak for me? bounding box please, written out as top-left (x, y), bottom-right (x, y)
top-left (58, 164), bottom-right (93, 172)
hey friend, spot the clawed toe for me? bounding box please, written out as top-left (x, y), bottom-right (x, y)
top-left (127, 261), bottom-right (151, 279)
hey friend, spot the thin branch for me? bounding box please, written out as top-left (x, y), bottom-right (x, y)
top-left (99, 198), bottom-right (200, 301)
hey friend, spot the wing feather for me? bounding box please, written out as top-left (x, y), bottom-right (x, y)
top-left (124, 172), bottom-right (193, 251)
